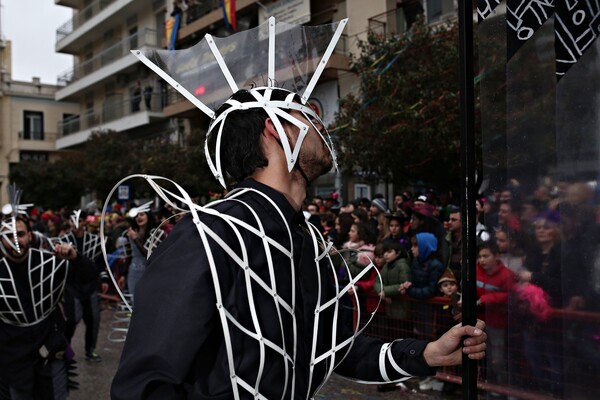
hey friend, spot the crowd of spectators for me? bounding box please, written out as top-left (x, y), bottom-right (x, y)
top-left (13, 176), bottom-right (599, 397)
top-left (302, 177), bottom-right (600, 396)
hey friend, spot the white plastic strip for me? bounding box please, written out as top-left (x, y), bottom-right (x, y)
top-left (206, 34), bottom-right (239, 93)
top-left (386, 339), bottom-right (413, 377)
top-left (379, 342), bottom-right (392, 381)
top-left (0, 258), bottom-right (27, 326)
top-left (268, 16), bottom-right (276, 86)
top-left (130, 50), bottom-right (215, 118)
top-left (301, 18), bottom-right (348, 103)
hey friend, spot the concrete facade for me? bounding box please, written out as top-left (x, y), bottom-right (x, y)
top-left (0, 39), bottom-right (78, 205)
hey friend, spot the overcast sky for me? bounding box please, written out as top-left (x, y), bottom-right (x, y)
top-left (1, 0), bottom-right (73, 84)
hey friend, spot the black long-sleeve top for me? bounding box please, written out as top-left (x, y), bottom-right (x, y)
top-left (111, 179), bottom-right (434, 399)
top-left (0, 248), bottom-right (94, 390)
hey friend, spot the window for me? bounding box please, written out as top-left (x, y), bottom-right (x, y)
top-left (354, 184), bottom-right (371, 200)
top-left (425, 0), bottom-right (443, 23)
top-left (23, 111), bottom-right (44, 140)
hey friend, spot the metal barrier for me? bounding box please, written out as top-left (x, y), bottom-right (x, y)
top-left (352, 293), bottom-right (600, 399)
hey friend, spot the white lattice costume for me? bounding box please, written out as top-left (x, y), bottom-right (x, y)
top-left (109, 18), bottom-right (436, 399)
top-left (0, 186), bottom-right (75, 398)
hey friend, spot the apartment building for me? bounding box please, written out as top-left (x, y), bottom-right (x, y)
top-left (53, 0), bottom-right (456, 200)
top-left (0, 39), bottom-right (79, 205)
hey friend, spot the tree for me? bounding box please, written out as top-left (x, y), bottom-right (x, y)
top-left (10, 159), bottom-right (85, 209)
top-left (10, 128), bottom-right (221, 210)
top-left (333, 17), bottom-right (463, 191)
top-left (72, 129), bottom-right (220, 202)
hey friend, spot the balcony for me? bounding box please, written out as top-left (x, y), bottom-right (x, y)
top-left (17, 131), bottom-right (60, 153)
top-left (178, 0), bottom-right (258, 43)
top-left (56, 91), bottom-right (165, 149)
top-left (368, 8), bottom-right (409, 38)
top-left (56, 28), bottom-right (158, 100)
top-left (55, 0), bottom-right (135, 53)
top-left (184, 0), bottom-right (221, 25)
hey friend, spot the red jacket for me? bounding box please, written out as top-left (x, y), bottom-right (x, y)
top-left (355, 268), bottom-right (385, 314)
top-left (476, 260), bottom-right (516, 328)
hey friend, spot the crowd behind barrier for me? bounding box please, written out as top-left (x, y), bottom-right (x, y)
top-left (352, 294), bottom-right (600, 399)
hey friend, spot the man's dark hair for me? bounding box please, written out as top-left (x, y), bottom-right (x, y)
top-left (448, 205), bottom-right (461, 215)
top-left (212, 88), bottom-right (300, 185)
top-left (13, 215), bottom-right (32, 233)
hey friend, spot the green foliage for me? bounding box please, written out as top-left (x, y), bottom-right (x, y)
top-left (10, 159), bottom-right (85, 209)
top-left (333, 18), bottom-right (462, 189)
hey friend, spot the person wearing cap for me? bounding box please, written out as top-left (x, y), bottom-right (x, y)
top-left (437, 269), bottom-right (461, 326)
top-left (419, 269), bottom-right (462, 393)
top-left (111, 20), bottom-right (486, 400)
top-left (369, 196), bottom-right (389, 239)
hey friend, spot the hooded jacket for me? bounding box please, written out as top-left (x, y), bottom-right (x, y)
top-left (407, 233), bottom-right (445, 300)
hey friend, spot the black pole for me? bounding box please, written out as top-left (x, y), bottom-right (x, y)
top-left (458, 1), bottom-right (478, 399)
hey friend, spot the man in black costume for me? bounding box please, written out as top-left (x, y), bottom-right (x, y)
top-left (0, 213), bottom-right (83, 399)
top-left (111, 17), bottom-right (486, 399)
top-left (111, 86), bottom-right (486, 399)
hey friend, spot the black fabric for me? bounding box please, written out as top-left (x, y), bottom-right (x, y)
top-left (0, 250), bottom-right (72, 394)
top-left (111, 179), bottom-right (434, 399)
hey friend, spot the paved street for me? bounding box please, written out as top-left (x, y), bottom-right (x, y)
top-left (69, 306), bottom-right (458, 399)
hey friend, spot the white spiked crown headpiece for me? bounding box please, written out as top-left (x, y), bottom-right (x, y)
top-left (0, 184), bottom-right (33, 256)
top-left (132, 17), bottom-right (348, 187)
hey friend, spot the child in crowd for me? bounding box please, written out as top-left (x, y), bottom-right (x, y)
top-left (372, 241), bottom-right (411, 393)
top-left (349, 244), bottom-right (386, 318)
top-left (438, 268), bottom-right (462, 328)
top-left (400, 232), bottom-right (445, 338)
top-left (373, 241), bottom-right (411, 326)
top-left (400, 232), bottom-right (445, 392)
top-left (402, 233), bottom-right (446, 299)
top-left (476, 242), bottom-right (516, 388)
top-left (419, 269), bottom-right (463, 392)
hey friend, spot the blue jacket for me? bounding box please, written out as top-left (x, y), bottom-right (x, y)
top-left (407, 233), bottom-right (445, 299)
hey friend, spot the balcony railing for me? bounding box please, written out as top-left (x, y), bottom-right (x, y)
top-left (18, 131), bottom-right (60, 141)
top-left (57, 28), bottom-right (158, 87)
top-left (56, 0), bottom-right (117, 44)
top-left (368, 8), bottom-right (408, 38)
top-left (58, 91), bottom-right (165, 137)
top-left (185, 0), bottom-right (221, 25)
